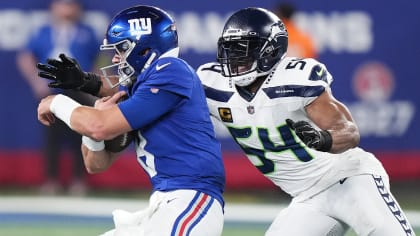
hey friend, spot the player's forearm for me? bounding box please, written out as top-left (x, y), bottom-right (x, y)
top-left (71, 106), bottom-right (124, 141)
top-left (48, 93), bottom-right (130, 142)
top-left (81, 144), bottom-right (116, 174)
top-left (328, 122), bottom-right (360, 153)
top-left (328, 100), bottom-right (360, 153)
top-left (47, 94), bottom-right (109, 140)
top-left (70, 106), bottom-right (106, 138)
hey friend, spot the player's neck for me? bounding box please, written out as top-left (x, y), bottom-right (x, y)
top-left (236, 75), bottom-right (267, 101)
top-left (245, 75), bottom-right (267, 94)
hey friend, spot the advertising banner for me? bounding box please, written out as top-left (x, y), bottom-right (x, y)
top-left (0, 0), bottom-right (418, 186)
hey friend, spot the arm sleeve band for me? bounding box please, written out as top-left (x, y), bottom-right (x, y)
top-left (49, 94), bottom-right (81, 129)
top-left (82, 136), bottom-right (105, 151)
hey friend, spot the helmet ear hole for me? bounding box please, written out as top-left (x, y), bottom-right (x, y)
top-left (271, 48), bottom-right (279, 57)
top-left (121, 42), bottom-right (130, 51)
top-left (139, 48), bottom-right (150, 56)
top-left (124, 67), bottom-right (133, 75)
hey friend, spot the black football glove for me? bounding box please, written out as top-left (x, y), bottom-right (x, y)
top-left (286, 119), bottom-right (332, 152)
top-left (36, 53), bottom-right (102, 96)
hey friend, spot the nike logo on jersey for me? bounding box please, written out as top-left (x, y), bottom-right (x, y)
top-left (339, 178), bottom-right (347, 184)
top-left (166, 198), bottom-right (177, 204)
top-left (309, 65), bottom-right (328, 82)
top-left (156, 62), bottom-right (171, 71)
top-left (316, 67), bottom-right (324, 77)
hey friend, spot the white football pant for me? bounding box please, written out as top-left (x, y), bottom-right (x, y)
top-left (266, 174), bottom-right (415, 236)
top-left (101, 189), bottom-right (223, 236)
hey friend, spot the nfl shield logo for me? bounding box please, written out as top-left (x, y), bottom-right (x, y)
top-left (247, 105), bottom-right (255, 114)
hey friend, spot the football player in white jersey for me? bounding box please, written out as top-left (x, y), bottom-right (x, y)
top-left (197, 7), bottom-right (415, 236)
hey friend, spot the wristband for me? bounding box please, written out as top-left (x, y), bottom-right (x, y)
top-left (319, 130), bottom-right (333, 152)
top-left (49, 94), bottom-right (81, 129)
top-left (82, 136), bottom-right (105, 151)
top-left (79, 72), bottom-right (102, 96)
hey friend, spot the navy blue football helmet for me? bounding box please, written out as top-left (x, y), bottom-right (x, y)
top-left (100, 5), bottom-right (178, 87)
top-left (217, 7), bottom-right (288, 86)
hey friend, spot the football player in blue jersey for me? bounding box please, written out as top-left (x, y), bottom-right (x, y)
top-left (37, 5), bottom-right (225, 236)
top-left (197, 7), bottom-right (415, 236)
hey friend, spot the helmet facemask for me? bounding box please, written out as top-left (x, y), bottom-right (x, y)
top-left (100, 39), bottom-right (136, 88)
top-left (218, 37), bottom-right (270, 86)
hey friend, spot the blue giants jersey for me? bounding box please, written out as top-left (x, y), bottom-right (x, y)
top-left (118, 56), bottom-right (225, 206)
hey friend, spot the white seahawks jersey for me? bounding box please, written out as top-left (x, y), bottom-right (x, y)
top-left (197, 57), bottom-right (387, 201)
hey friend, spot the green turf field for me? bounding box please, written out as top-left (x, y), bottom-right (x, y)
top-left (0, 186), bottom-right (419, 236)
top-left (0, 223), bottom-right (419, 236)
top-left (0, 223), bottom-right (266, 236)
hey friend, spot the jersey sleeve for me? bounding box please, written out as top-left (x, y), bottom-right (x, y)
top-left (119, 58), bottom-right (196, 129)
top-left (301, 59), bottom-right (333, 107)
top-left (141, 57), bottom-right (194, 98)
top-left (118, 88), bottom-right (183, 129)
top-left (275, 58), bottom-right (333, 109)
top-left (197, 62), bottom-right (233, 122)
top-left (306, 59), bottom-right (333, 87)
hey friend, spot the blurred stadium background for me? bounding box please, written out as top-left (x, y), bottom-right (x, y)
top-left (0, 0), bottom-right (419, 235)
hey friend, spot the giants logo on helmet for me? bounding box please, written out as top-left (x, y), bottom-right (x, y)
top-left (128, 18), bottom-right (152, 39)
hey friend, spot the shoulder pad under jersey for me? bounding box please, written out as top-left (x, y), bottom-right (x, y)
top-left (269, 57), bottom-right (333, 88)
top-left (260, 57), bottom-right (334, 109)
top-left (197, 62), bottom-right (235, 102)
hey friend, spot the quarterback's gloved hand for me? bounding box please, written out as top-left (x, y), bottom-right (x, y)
top-left (36, 53), bottom-right (102, 96)
top-left (286, 119), bottom-right (332, 152)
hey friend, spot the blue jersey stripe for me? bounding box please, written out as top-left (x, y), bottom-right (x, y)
top-left (203, 85), bottom-right (234, 102)
top-left (185, 197), bottom-right (214, 235)
top-left (263, 85), bottom-right (325, 99)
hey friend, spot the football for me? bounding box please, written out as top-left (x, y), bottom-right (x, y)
top-left (104, 131), bottom-right (136, 153)
top-left (104, 94), bottom-right (135, 152)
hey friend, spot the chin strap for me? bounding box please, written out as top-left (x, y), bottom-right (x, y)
top-left (141, 52), bottom-right (157, 73)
